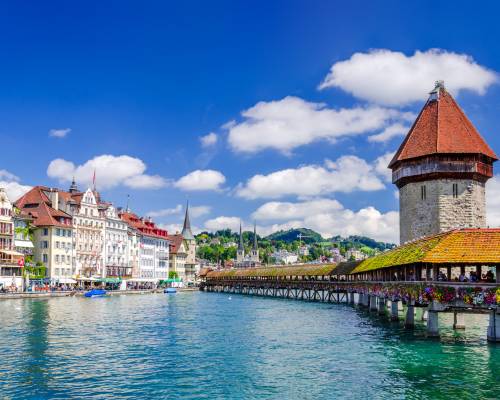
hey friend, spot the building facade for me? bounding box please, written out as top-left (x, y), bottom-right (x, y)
top-left (181, 204), bottom-right (198, 281)
top-left (15, 186), bottom-right (74, 280)
top-left (168, 234), bottom-right (187, 281)
top-left (390, 81), bottom-right (497, 244)
top-left (104, 205), bottom-right (130, 278)
top-left (119, 212), bottom-right (169, 281)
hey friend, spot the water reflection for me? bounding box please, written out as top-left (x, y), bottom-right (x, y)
top-left (0, 293), bottom-right (499, 399)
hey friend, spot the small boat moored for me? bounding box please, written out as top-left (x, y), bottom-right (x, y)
top-left (84, 289), bottom-right (107, 298)
top-left (164, 287), bottom-right (177, 294)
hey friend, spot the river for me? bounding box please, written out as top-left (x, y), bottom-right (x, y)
top-left (0, 292), bottom-right (499, 399)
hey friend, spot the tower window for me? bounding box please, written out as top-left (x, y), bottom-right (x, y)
top-left (421, 185), bottom-right (426, 201)
top-left (452, 183), bottom-right (458, 198)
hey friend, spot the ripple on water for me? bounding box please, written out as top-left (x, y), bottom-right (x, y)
top-left (0, 293), bottom-right (500, 399)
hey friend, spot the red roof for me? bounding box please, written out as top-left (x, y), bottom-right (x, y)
top-left (389, 87), bottom-right (498, 168)
top-left (15, 186), bottom-right (73, 227)
top-left (167, 234), bottom-right (185, 254)
top-left (120, 211), bottom-right (168, 239)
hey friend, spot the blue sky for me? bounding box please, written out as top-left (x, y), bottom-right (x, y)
top-left (2, 0), bottom-right (500, 243)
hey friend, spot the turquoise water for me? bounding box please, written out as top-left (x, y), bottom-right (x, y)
top-left (0, 292), bottom-right (499, 399)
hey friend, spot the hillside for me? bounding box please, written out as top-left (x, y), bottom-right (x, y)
top-left (265, 228), bottom-right (322, 244)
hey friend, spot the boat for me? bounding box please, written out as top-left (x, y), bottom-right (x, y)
top-left (84, 289), bottom-right (107, 298)
top-left (164, 287), bottom-right (177, 294)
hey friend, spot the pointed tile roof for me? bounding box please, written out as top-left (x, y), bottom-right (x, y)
top-left (181, 202), bottom-right (195, 240)
top-left (389, 82), bottom-right (497, 168)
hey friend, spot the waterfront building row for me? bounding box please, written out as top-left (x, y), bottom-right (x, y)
top-left (0, 180), bottom-right (198, 290)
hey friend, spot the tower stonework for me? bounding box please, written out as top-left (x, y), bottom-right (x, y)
top-left (390, 81), bottom-right (497, 244)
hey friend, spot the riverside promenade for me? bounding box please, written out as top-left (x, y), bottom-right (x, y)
top-left (201, 229), bottom-right (500, 343)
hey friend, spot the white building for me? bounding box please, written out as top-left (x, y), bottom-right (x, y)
top-left (105, 205), bottom-right (130, 278)
top-left (345, 248), bottom-right (366, 261)
top-left (272, 250), bottom-right (298, 265)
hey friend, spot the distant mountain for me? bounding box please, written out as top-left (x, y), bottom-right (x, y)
top-left (265, 228), bottom-right (323, 244)
top-left (329, 235), bottom-right (395, 251)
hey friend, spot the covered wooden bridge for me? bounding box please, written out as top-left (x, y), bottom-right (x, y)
top-left (201, 229), bottom-right (500, 342)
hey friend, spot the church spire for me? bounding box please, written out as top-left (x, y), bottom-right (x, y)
top-left (238, 221), bottom-right (244, 251)
top-left (69, 177), bottom-right (78, 193)
top-left (253, 221), bottom-right (258, 250)
top-left (181, 201), bottom-right (195, 240)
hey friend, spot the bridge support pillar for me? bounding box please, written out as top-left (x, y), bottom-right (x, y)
top-left (421, 308), bottom-right (428, 321)
top-left (390, 301), bottom-right (399, 321)
top-left (377, 297), bottom-right (386, 315)
top-left (363, 294), bottom-right (369, 307)
top-left (487, 310), bottom-right (500, 342)
top-left (453, 312), bottom-right (465, 330)
top-left (427, 311), bottom-right (440, 338)
top-left (405, 303), bottom-right (415, 329)
top-left (349, 292), bottom-right (355, 305)
top-left (369, 295), bottom-right (378, 311)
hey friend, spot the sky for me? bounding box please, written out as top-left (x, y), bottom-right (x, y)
top-left (2, 0), bottom-right (500, 244)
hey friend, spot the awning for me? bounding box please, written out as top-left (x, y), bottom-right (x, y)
top-left (95, 277), bottom-right (122, 284)
top-left (0, 249), bottom-right (25, 257)
top-left (126, 278), bottom-right (159, 283)
top-left (14, 240), bottom-right (34, 248)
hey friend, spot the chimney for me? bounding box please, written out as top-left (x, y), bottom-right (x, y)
top-left (49, 189), bottom-right (59, 211)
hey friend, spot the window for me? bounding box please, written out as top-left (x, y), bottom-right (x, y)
top-left (42, 254), bottom-right (48, 263)
top-left (452, 183), bottom-right (458, 198)
top-left (421, 185), bottom-right (426, 201)
top-left (55, 255), bottom-right (60, 263)
top-left (43, 228), bottom-right (48, 236)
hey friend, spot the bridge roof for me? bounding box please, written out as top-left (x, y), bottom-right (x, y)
top-left (352, 229), bottom-right (500, 273)
top-left (206, 264), bottom-right (336, 278)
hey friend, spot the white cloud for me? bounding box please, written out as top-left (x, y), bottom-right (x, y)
top-left (147, 205), bottom-right (183, 218)
top-left (200, 132), bottom-right (218, 147)
top-left (204, 216), bottom-right (242, 232)
top-left (373, 151), bottom-right (395, 182)
top-left (204, 198), bottom-right (399, 243)
top-left (487, 176), bottom-right (500, 227)
top-left (174, 170), bottom-right (226, 191)
top-left (254, 198), bottom-right (399, 243)
top-left (368, 123), bottom-right (409, 143)
top-left (236, 155), bottom-right (385, 199)
top-left (47, 154), bottom-right (167, 190)
top-left (226, 96), bottom-right (410, 154)
top-left (319, 49), bottom-right (498, 106)
top-left (49, 128), bottom-right (71, 138)
top-left (190, 205), bottom-right (212, 218)
top-left (0, 170), bottom-right (31, 201)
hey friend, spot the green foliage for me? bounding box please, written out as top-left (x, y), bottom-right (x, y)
top-left (266, 228), bottom-right (322, 244)
top-left (169, 271), bottom-right (179, 279)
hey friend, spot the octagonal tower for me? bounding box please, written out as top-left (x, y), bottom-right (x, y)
top-left (389, 81), bottom-right (498, 244)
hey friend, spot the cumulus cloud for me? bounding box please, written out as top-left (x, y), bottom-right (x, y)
top-left (319, 49), bottom-right (498, 106)
top-left (49, 128), bottom-right (71, 138)
top-left (373, 151), bottom-right (395, 182)
top-left (147, 205), bottom-right (183, 218)
top-left (0, 170), bottom-right (32, 201)
top-left (226, 96), bottom-right (411, 154)
top-left (174, 170), bottom-right (226, 191)
top-left (236, 155), bottom-right (385, 199)
top-left (204, 199), bottom-right (399, 243)
top-left (368, 123), bottom-right (409, 143)
top-left (486, 176), bottom-right (500, 227)
top-left (200, 132), bottom-right (218, 147)
top-left (254, 198), bottom-right (399, 243)
top-left (47, 154), bottom-right (167, 190)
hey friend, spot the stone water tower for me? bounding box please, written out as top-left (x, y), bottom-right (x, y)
top-left (389, 81), bottom-right (497, 244)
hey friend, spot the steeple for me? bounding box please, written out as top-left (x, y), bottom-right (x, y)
top-left (181, 201), bottom-right (195, 240)
top-left (238, 221), bottom-right (244, 251)
top-left (253, 221), bottom-right (258, 250)
top-left (69, 177), bottom-right (78, 193)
